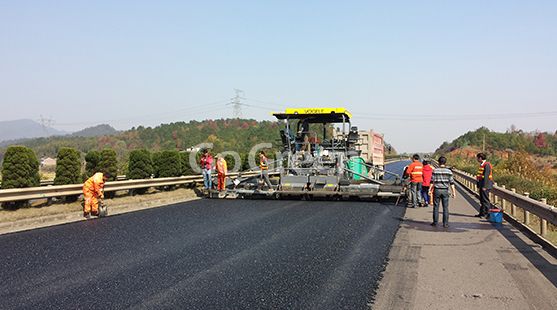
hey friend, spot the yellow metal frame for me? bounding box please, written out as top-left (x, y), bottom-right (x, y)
top-left (273, 107), bottom-right (352, 119)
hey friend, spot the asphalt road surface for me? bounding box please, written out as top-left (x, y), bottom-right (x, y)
top-left (0, 162), bottom-right (407, 310)
top-left (0, 200), bottom-right (406, 309)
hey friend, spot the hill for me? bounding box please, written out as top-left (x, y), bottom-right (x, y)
top-left (435, 126), bottom-right (557, 157)
top-left (70, 124), bottom-right (118, 137)
top-left (0, 119), bottom-right (282, 166)
top-left (435, 127), bottom-right (557, 205)
top-left (0, 119), bottom-right (66, 143)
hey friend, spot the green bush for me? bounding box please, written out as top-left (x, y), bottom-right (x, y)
top-left (128, 149), bottom-right (153, 179)
top-left (98, 149), bottom-right (118, 181)
top-left (154, 150), bottom-right (182, 178)
top-left (84, 150), bottom-right (101, 180)
top-left (180, 152), bottom-right (194, 176)
top-left (54, 147), bottom-right (81, 185)
top-left (1, 146), bottom-right (40, 189)
top-left (1, 146), bottom-right (40, 209)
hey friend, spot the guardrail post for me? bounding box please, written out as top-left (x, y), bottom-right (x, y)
top-left (501, 185), bottom-right (507, 211)
top-left (511, 188), bottom-right (517, 216)
top-left (523, 192), bottom-right (530, 226)
top-left (540, 198), bottom-right (548, 237)
top-left (492, 182), bottom-right (498, 206)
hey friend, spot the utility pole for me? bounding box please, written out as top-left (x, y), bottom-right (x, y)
top-left (482, 133), bottom-right (486, 152)
top-left (228, 89), bottom-right (245, 118)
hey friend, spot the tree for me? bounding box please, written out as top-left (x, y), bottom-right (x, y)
top-left (1, 146), bottom-right (40, 189)
top-left (54, 147), bottom-right (82, 185)
top-left (128, 149), bottom-right (153, 179)
top-left (1, 146), bottom-right (40, 209)
top-left (84, 150), bottom-right (101, 180)
top-left (154, 150), bottom-right (182, 178)
top-left (98, 148), bottom-right (118, 181)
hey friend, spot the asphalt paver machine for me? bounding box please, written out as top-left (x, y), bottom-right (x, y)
top-left (209, 108), bottom-right (404, 200)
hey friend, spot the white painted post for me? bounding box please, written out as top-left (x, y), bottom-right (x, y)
top-left (511, 188), bottom-right (517, 216)
top-left (501, 185), bottom-right (507, 211)
top-left (540, 198), bottom-right (548, 237)
top-left (524, 192), bottom-right (530, 226)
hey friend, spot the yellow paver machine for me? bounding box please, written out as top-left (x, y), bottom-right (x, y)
top-left (209, 108), bottom-right (404, 200)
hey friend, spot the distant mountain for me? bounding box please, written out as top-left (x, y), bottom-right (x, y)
top-left (0, 119), bottom-right (66, 143)
top-left (71, 124), bottom-right (118, 137)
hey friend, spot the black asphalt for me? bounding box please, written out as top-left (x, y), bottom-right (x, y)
top-left (0, 162), bottom-right (407, 310)
top-left (0, 200), bottom-right (405, 309)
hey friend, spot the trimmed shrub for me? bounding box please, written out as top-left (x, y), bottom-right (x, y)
top-left (128, 149), bottom-right (153, 179)
top-left (180, 152), bottom-right (194, 176)
top-left (54, 147), bottom-right (81, 185)
top-left (84, 150), bottom-right (101, 180)
top-left (98, 148), bottom-right (118, 181)
top-left (154, 150), bottom-right (182, 178)
top-left (1, 146), bottom-right (40, 209)
top-left (1, 146), bottom-right (40, 189)
top-left (127, 149), bottom-right (153, 195)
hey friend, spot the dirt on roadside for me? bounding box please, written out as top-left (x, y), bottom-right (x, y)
top-left (0, 187), bottom-right (199, 223)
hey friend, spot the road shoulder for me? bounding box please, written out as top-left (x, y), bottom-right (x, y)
top-left (373, 186), bottom-right (557, 310)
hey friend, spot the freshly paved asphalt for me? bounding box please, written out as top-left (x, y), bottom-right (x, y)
top-left (0, 200), bottom-right (405, 309)
top-left (0, 163), bottom-right (407, 310)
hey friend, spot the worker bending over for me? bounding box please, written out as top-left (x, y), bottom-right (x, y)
top-left (83, 172), bottom-right (109, 218)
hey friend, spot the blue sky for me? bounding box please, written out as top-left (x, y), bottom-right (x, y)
top-left (1, 0), bottom-right (556, 152)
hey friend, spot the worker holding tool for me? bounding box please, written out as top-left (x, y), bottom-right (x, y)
top-left (82, 172), bottom-right (109, 219)
top-left (216, 155), bottom-right (227, 191)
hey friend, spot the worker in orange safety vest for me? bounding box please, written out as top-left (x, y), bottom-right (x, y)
top-left (406, 154), bottom-right (424, 208)
top-left (475, 152), bottom-right (494, 218)
top-left (216, 155), bottom-right (228, 191)
top-left (82, 172), bottom-right (109, 218)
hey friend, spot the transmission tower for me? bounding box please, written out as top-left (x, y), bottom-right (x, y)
top-left (38, 115), bottom-right (55, 135)
top-left (227, 89), bottom-right (246, 118)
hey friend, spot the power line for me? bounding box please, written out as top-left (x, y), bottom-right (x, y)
top-left (54, 99), bottom-right (230, 127)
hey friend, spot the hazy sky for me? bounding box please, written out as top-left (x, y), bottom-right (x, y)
top-left (1, 0), bottom-right (556, 152)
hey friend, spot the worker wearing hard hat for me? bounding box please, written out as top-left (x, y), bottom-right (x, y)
top-left (82, 172), bottom-right (109, 218)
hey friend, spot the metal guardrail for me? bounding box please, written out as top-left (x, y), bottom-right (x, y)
top-left (1, 175), bottom-right (128, 188)
top-left (0, 171), bottom-right (275, 203)
top-left (451, 168), bottom-right (557, 236)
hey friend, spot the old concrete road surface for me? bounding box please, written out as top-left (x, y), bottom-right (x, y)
top-left (0, 198), bottom-right (404, 309)
top-left (373, 184), bottom-right (557, 310)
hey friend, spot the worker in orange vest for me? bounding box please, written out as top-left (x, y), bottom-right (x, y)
top-left (406, 154), bottom-right (424, 208)
top-left (82, 172), bottom-right (109, 218)
top-left (259, 151), bottom-right (273, 191)
top-left (216, 155), bottom-right (228, 191)
top-left (475, 152), bottom-right (494, 218)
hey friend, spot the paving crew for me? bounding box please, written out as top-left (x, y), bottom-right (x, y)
top-left (82, 172), bottom-right (109, 218)
top-left (259, 151), bottom-right (273, 191)
top-left (216, 154), bottom-right (227, 191)
top-left (421, 160), bottom-right (434, 206)
top-left (406, 154), bottom-right (424, 208)
top-left (200, 149), bottom-right (214, 190)
top-left (475, 152), bottom-right (494, 218)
